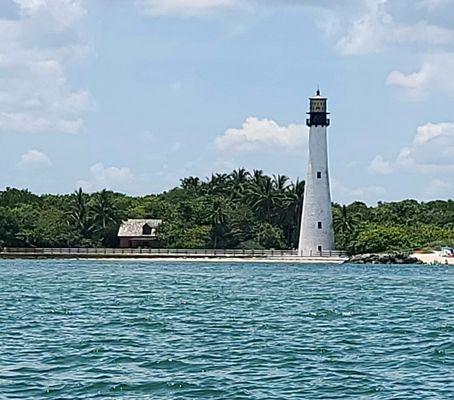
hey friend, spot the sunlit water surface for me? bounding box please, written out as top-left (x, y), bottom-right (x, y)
top-left (0, 260), bottom-right (453, 399)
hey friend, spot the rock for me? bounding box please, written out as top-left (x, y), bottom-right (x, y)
top-left (346, 253), bottom-right (424, 265)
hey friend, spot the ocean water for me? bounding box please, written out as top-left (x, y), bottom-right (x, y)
top-left (0, 260), bottom-right (453, 399)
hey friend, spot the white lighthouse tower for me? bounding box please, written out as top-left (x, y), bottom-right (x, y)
top-left (298, 89), bottom-right (334, 256)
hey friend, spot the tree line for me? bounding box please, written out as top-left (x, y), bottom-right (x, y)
top-left (0, 169), bottom-right (453, 254)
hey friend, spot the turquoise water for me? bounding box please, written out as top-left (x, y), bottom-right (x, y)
top-left (0, 261), bottom-right (453, 399)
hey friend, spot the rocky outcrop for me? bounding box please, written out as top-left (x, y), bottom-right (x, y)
top-left (346, 253), bottom-right (424, 264)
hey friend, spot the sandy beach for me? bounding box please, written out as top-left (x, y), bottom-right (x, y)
top-left (412, 251), bottom-right (454, 265)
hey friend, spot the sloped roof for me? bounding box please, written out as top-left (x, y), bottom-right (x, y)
top-left (118, 219), bottom-right (162, 237)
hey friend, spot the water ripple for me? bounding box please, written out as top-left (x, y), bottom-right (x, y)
top-left (0, 260), bottom-right (453, 399)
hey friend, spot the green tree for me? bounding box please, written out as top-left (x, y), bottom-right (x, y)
top-left (67, 188), bottom-right (94, 239)
top-left (0, 169), bottom-right (453, 254)
top-left (350, 224), bottom-right (414, 254)
top-left (333, 204), bottom-right (360, 249)
top-left (0, 208), bottom-right (20, 247)
top-left (157, 222), bottom-right (210, 249)
top-left (208, 197), bottom-right (230, 249)
top-left (246, 176), bottom-right (282, 222)
top-left (229, 168), bottom-right (250, 200)
top-left (92, 190), bottom-right (119, 229)
top-left (282, 179), bottom-right (305, 248)
top-left (254, 222), bottom-right (286, 250)
top-left (180, 176), bottom-right (202, 192)
top-left (0, 188), bottom-right (39, 208)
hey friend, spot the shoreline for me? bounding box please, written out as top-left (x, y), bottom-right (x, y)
top-left (0, 247), bottom-right (347, 264)
top-left (1, 254), bottom-right (451, 265)
top-left (1, 249), bottom-right (452, 265)
top-left (0, 254), bottom-right (347, 264)
top-left (86, 257), bottom-right (347, 264)
top-left (411, 252), bottom-right (454, 265)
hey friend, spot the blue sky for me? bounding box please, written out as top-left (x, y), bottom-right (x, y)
top-left (0, 0), bottom-right (453, 204)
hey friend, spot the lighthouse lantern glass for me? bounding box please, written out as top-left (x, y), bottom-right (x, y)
top-left (310, 99), bottom-right (326, 112)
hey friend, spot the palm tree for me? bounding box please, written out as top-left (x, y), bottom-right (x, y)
top-left (230, 168), bottom-right (250, 199)
top-left (209, 197), bottom-right (229, 248)
top-left (67, 188), bottom-right (93, 238)
top-left (272, 174), bottom-right (290, 192)
top-left (333, 205), bottom-right (360, 250)
top-left (92, 189), bottom-right (119, 229)
top-left (231, 168), bottom-right (250, 185)
top-left (207, 173), bottom-right (230, 196)
top-left (333, 205), bottom-right (357, 236)
top-left (282, 179), bottom-right (305, 247)
top-left (180, 176), bottom-right (201, 191)
top-left (251, 169), bottom-right (266, 186)
top-left (246, 176), bottom-right (281, 222)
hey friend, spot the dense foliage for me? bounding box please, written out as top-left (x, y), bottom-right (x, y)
top-left (0, 169), bottom-right (453, 254)
top-left (333, 201), bottom-right (454, 254)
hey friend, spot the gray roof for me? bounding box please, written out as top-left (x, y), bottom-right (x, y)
top-left (118, 219), bottom-right (162, 237)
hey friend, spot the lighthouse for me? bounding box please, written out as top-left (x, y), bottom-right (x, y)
top-left (298, 89), bottom-right (334, 256)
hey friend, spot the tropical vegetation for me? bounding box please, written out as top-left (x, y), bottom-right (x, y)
top-left (0, 169), bottom-right (453, 254)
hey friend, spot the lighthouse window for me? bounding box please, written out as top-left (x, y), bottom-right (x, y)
top-left (318, 245), bottom-right (322, 252)
top-left (317, 171), bottom-right (322, 179)
top-left (317, 222), bottom-right (322, 229)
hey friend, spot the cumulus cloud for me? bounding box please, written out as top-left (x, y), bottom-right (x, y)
top-left (215, 117), bottom-right (308, 152)
top-left (0, 0), bottom-right (92, 134)
top-left (369, 122), bottom-right (454, 176)
top-left (335, 0), bottom-right (454, 55)
top-left (414, 122), bottom-right (454, 145)
top-left (386, 53), bottom-right (454, 98)
top-left (17, 149), bottom-right (52, 170)
top-left (138, 0), bottom-right (238, 16)
top-left (77, 163), bottom-right (137, 193)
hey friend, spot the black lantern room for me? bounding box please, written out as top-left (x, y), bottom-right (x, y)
top-left (306, 89), bottom-right (330, 127)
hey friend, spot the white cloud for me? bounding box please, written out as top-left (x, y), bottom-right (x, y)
top-left (387, 68), bottom-right (430, 89)
top-left (17, 149), bottom-right (52, 170)
top-left (0, 0), bottom-right (92, 134)
top-left (368, 155), bottom-right (392, 174)
top-left (0, 112), bottom-right (83, 134)
top-left (77, 163), bottom-right (137, 193)
top-left (215, 117), bottom-right (308, 152)
top-left (335, 0), bottom-right (454, 55)
top-left (138, 0), bottom-right (238, 16)
top-left (335, 0), bottom-right (390, 55)
top-left (15, 0), bottom-right (86, 26)
top-left (137, 0), bottom-right (454, 60)
top-left (386, 53), bottom-right (454, 98)
top-left (414, 122), bottom-right (454, 145)
top-left (369, 122), bottom-right (454, 176)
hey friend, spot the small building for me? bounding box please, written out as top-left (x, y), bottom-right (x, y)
top-left (117, 219), bottom-right (162, 248)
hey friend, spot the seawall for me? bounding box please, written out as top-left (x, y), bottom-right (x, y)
top-left (0, 248), bottom-right (347, 264)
